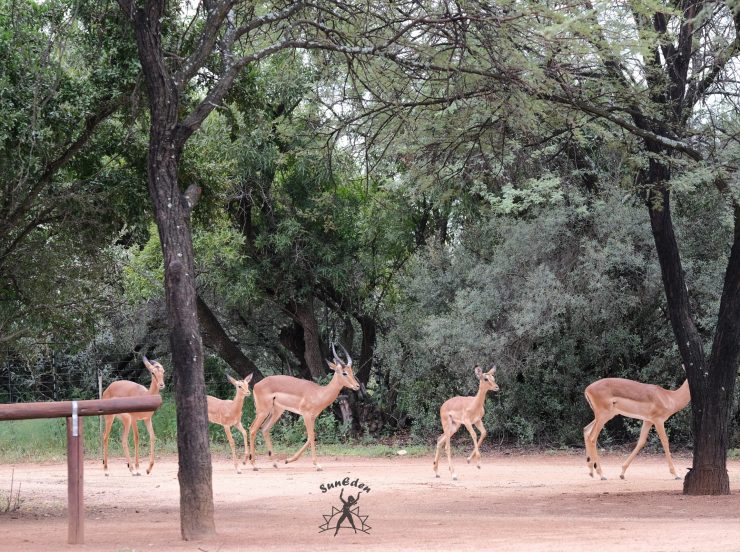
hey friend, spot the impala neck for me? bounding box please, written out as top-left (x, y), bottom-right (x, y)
top-left (672, 379), bottom-right (691, 411)
top-left (231, 390), bottom-right (247, 415)
top-left (148, 375), bottom-right (160, 395)
top-left (316, 372), bottom-right (345, 410)
top-left (472, 381), bottom-right (490, 410)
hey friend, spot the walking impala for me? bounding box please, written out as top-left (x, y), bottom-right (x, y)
top-left (207, 374), bottom-right (253, 473)
top-left (434, 364), bottom-right (499, 480)
top-left (102, 355), bottom-right (165, 476)
top-left (583, 374), bottom-right (690, 480)
top-left (248, 344), bottom-right (360, 471)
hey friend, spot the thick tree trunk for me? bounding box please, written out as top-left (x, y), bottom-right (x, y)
top-left (127, 1), bottom-right (216, 536)
top-left (357, 315), bottom-right (376, 386)
top-left (645, 160), bottom-right (736, 495)
top-left (197, 295), bottom-right (264, 382)
top-left (291, 297), bottom-right (326, 380)
top-left (278, 320), bottom-right (312, 379)
top-left (151, 155), bottom-right (216, 538)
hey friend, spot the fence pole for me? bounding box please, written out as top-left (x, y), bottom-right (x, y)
top-left (67, 402), bottom-right (84, 544)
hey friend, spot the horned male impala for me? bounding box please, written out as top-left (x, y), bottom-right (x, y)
top-left (249, 343), bottom-right (360, 471)
top-left (207, 374), bottom-right (253, 473)
top-left (102, 355), bottom-right (165, 476)
top-left (583, 374), bottom-right (690, 480)
top-left (433, 364), bottom-right (499, 480)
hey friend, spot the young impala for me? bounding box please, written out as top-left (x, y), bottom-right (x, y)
top-left (434, 364), bottom-right (499, 480)
top-left (102, 355), bottom-right (165, 476)
top-left (248, 343), bottom-right (360, 471)
top-left (207, 374), bottom-right (253, 473)
top-left (584, 374), bottom-right (690, 480)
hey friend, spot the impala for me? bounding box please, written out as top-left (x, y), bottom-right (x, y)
top-left (207, 374), bottom-right (253, 473)
top-left (433, 364), bottom-right (499, 480)
top-left (583, 374), bottom-right (690, 480)
top-left (102, 355), bottom-right (165, 476)
top-left (248, 343), bottom-right (360, 471)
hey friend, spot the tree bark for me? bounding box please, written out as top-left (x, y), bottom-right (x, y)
top-left (126, 2), bottom-right (215, 537)
top-left (197, 295), bottom-right (264, 382)
top-left (290, 297), bottom-right (326, 380)
top-left (644, 160), bottom-right (735, 495)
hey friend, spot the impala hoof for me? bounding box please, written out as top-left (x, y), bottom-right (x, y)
top-left (477, 465), bottom-right (481, 470)
top-left (435, 474), bottom-right (440, 478)
top-left (104, 472), bottom-right (109, 477)
top-left (316, 466), bottom-right (324, 472)
top-left (674, 476), bottom-right (682, 480)
top-left (452, 474), bottom-right (458, 481)
top-left (589, 473), bottom-right (593, 478)
top-left (466, 458), bottom-right (471, 464)
top-left (619, 474), bottom-right (625, 480)
top-left (253, 467), bottom-right (259, 471)
top-left (273, 462), bottom-right (279, 469)
top-left (237, 469), bottom-right (242, 474)
top-left (600, 476), bottom-right (607, 481)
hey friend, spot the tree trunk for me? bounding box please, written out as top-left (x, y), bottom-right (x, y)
top-left (197, 295), bottom-right (264, 382)
top-left (133, 6), bottom-right (215, 532)
top-left (278, 320), bottom-right (312, 379)
top-left (291, 297), bottom-right (325, 380)
top-left (150, 151), bottom-right (216, 538)
top-left (645, 160), bottom-right (735, 495)
top-left (357, 315), bottom-right (376, 386)
top-left (684, 207), bottom-right (740, 494)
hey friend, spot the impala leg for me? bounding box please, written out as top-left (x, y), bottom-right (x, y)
top-left (583, 420), bottom-right (596, 478)
top-left (223, 424), bottom-right (240, 474)
top-left (119, 416), bottom-right (136, 476)
top-left (260, 408), bottom-right (284, 468)
top-left (103, 414), bottom-right (114, 476)
top-left (248, 410), bottom-right (271, 471)
top-left (236, 421), bottom-right (249, 466)
top-left (473, 420), bottom-right (487, 468)
top-left (464, 422), bottom-right (480, 467)
top-left (446, 415), bottom-right (459, 480)
top-left (475, 420), bottom-right (487, 449)
top-left (585, 417), bottom-right (609, 480)
top-left (433, 433), bottom-right (447, 477)
top-left (132, 421), bottom-right (141, 475)
top-left (144, 416), bottom-right (156, 475)
top-left (654, 421), bottom-right (680, 479)
top-left (619, 421), bottom-right (652, 480)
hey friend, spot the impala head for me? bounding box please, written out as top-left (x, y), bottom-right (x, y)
top-left (227, 373), bottom-right (253, 397)
top-left (475, 364), bottom-right (499, 393)
top-left (142, 355), bottom-right (166, 391)
top-left (327, 343), bottom-right (361, 392)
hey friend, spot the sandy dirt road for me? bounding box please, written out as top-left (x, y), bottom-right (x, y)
top-left (0, 450), bottom-right (739, 551)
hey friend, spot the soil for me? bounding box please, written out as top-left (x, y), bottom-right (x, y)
top-left (0, 449), bottom-right (739, 551)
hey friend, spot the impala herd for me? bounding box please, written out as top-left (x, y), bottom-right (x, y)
top-left (102, 347), bottom-right (691, 481)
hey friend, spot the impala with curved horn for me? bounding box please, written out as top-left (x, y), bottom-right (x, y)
top-left (248, 343), bottom-right (360, 471)
top-left (433, 364), bottom-right (499, 480)
top-left (102, 355), bottom-right (166, 476)
top-left (583, 373), bottom-right (690, 480)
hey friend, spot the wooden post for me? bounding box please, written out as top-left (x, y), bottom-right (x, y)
top-left (67, 401), bottom-right (84, 544)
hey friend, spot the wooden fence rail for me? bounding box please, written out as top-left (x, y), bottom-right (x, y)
top-left (0, 395), bottom-right (163, 544)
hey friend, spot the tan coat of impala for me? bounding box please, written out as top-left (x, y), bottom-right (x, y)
top-left (434, 365), bottom-right (499, 480)
top-left (207, 374), bottom-right (253, 473)
top-left (249, 344), bottom-right (360, 471)
top-left (102, 356), bottom-right (165, 476)
top-left (583, 376), bottom-right (690, 480)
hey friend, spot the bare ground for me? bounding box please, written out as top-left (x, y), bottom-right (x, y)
top-left (1, 449), bottom-right (739, 551)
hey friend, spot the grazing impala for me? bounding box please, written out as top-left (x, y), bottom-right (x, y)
top-left (102, 355), bottom-right (165, 476)
top-left (434, 364), bottom-right (499, 480)
top-left (207, 374), bottom-right (253, 473)
top-left (249, 343), bottom-right (360, 471)
top-left (583, 374), bottom-right (690, 480)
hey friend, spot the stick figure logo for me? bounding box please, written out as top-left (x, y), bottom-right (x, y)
top-left (318, 488), bottom-right (371, 536)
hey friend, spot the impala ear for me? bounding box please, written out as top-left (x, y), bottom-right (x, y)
top-left (244, 373), bottom-right (253, 384)
top-left (489, 364), bottom-right (497, 375)
top-left (227, 374), bottom-right (238, 386)
top-left (326, 360), bottom-right (339, 371)
top-left (474, 365), bottom-right (483, 379)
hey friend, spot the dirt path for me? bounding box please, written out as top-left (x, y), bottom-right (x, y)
top-left (1, 450), bottom-right (739, 551)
